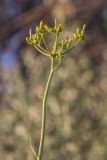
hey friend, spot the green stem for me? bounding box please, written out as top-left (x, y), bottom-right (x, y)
top-left (37, 57), bottom-right (54, 160)
top-left (34, 45), bottom-right (50, 57)
top-left (41, 36), bottom-right (51, 54)
top-left (62, 40), bottom-right (80, 55)
top-left (53, 33), bottom-right (58, 53)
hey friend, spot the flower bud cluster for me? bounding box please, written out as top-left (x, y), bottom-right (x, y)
top-left (26, 31), bottom-right (41, 46)
top-left (36, 20), bottom-right (63, 35)
top-left (26, 20), bottom-right (85, 61)
top-left (74, 25), bottom-right (85, 40)
top-left (58, 38), bottom-right (73, 50)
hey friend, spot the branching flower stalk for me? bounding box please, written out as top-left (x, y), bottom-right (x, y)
top-left (26, 20), bottom-right (86, 160)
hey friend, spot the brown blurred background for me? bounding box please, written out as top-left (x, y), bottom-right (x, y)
top-left (0, 0), bottom-right (107, 160)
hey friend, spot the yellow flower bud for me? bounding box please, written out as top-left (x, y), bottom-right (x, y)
top-left (40, 20), bottom-right (44, 28)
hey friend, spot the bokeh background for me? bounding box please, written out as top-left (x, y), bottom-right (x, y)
top-left (0, 0), bottom-right (107, 160)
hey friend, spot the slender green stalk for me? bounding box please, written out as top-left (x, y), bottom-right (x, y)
top-left (62, 40), bottom-right (80, 55)
top-left (53, 33), bottom-right (58, 53)
top-left (37, 57), bottom-right (55, 160)
top-left (41, 35), bottom-right (51, 54)
top-left (34, 45), bottom-right (50, 57)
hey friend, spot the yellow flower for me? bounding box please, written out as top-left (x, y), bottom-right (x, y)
top-left (26, 21), bottom-right (86, 61)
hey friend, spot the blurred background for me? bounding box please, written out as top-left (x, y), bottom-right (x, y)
top-left (0, 0), bottom-right (107, 160)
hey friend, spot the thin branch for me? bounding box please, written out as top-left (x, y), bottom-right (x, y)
top-left (37, 44), bottom-right (49, 54)
top-left (55, 47), bottom-right (63, 55)
top-left (53, 61), bottom-right (61, 73)
top-left (41, 36), bottom-right (51, 54)
top-left (53, 33), bottom-right (58, 53)
top-left (34, 45), bottom-right (50, 57)
top-left (62, 40), bottom-right (80, 55)
top-left (30, 139), bottom-right (38, 158)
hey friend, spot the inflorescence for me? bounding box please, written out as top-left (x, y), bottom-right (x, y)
top-left (26, 20), bottom-right (86, 61)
